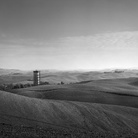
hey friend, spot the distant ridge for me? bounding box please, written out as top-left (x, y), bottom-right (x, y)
top-left (0, 68), bottom-right (138, 84)
top-left (0, 68), bottom-right (23, 75)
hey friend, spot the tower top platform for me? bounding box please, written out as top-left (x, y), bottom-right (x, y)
top-left (33, 70), bottom-right (40, 73)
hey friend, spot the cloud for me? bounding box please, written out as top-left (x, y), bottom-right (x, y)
top-left (57, 31), bottom-right (138, 50)
top-left (1, 31), bottom-right (138, 51)
top-left (1, 31), bottom-right (138, 70)
top-left (1, 31), bottom-right (138, 60)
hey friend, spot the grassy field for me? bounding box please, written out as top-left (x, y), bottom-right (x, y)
top-left (1, 123), bottom-right (138, 138)
top-left (1, 69), bottom-right (138, 137)
top-left (1, 88), bottom-right (138, 133)
top-left (0, 69), bottom-right (138, 84)
top-left (12, 77), bottom-right (138, 108)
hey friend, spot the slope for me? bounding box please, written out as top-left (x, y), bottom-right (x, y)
top-left (0, 90), bottom-right (138, 134)
top-left (13, 77), bottom-right (138, 108)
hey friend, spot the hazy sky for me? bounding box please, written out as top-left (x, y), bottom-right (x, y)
top-left (0, 0), bottom-right (138, 70)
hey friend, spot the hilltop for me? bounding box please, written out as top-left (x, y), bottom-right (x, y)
top-left (0, 68), bottom-right (138, 84)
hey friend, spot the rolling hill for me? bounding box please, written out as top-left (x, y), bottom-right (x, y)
top-left (0, 89), bottom-right (138, 135)
top-left (1, 69), bottom-right (138, 137)
top-left (12, 77), bottom-right (138, 108)
top-left (0, 68), bottom-right (138, 84)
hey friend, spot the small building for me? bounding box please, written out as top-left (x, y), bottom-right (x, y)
top-left (33, 70), bottom-right (40, 86)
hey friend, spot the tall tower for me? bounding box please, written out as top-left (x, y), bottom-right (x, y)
top-left (33, 70), bottom-right (40, 86)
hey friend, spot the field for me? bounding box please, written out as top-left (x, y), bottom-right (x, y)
top-left (0, 69), bottom-right (138, 137)
top-left (13, 77), bottom-right (138, 108)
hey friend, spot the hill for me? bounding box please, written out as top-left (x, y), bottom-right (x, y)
top-left (0, 69), bottom-right (138, 85)
top-left (0, 68), bottom-right (23, 75)
top-left (0, 90), bottom-right (138, 135)
top-left (1, 69), bottom-right (138, 136)
top-left (12, 77), bottom-right (138, 108)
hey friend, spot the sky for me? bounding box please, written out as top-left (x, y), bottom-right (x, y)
top-left (0, 0), bottom-right (138, 70)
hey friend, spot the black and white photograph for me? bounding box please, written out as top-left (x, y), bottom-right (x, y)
top-left (0, 0), bottom-right (138, 137)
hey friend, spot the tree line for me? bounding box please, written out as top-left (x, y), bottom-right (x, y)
top-left (0, 83), bottom-right (33, 90)
top-left (0, 81), bottom-right (65, 91)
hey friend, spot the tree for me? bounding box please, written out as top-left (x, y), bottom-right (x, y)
top-left (61, 81), bottom-right (64, 85)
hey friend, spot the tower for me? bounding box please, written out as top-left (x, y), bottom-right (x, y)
top-left (33, 70), bottom-right (40, 86)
